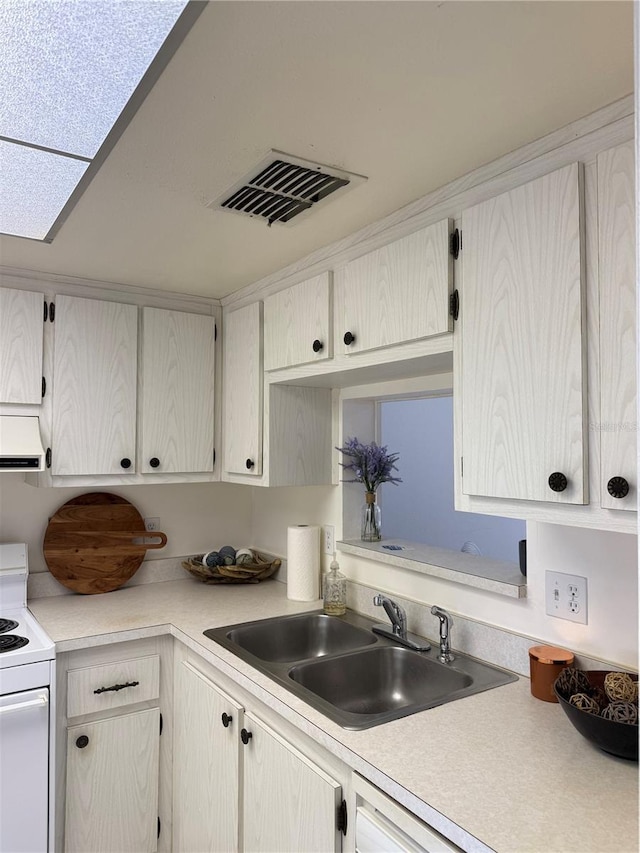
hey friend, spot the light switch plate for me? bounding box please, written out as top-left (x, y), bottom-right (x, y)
top-left (545, 570), bottom-right (588, 624)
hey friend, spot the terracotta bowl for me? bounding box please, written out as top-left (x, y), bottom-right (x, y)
top-left (554, 670), bottom-right (638, 761)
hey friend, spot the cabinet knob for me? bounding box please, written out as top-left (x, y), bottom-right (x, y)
top-left (240, 728), bottom-right (252, 745)
top-left (221, 712), bottom-right (232, 728)
top-left (149, 457), bottom-right (160, 469)
top-left (548, 472), bottom-right (568, 493)
top-left (607, 476), bottom-right (630, 499)
top-left (312, 339), bottom-right (324, 353)
top-left (120, 458), bottom-right (132, 469)
top-left (343, 331), bottom-right (356, 346)
top-left (245, 458), bottom-right (254, 470)
top-left (76, 735), bottom-right (89, 749)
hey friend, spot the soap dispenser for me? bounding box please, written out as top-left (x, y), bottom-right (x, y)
top-left (323, 557), bottom-right (346, 616)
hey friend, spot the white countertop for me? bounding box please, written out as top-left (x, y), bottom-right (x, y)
top-left (30, 578), bottom-right (638, 853)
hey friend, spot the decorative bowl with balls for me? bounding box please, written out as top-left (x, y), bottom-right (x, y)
top-left (554, 668), bottom-right (638, 761)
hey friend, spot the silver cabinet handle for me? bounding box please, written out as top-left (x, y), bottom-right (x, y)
top-left (0, 693), bottom-right (48, 715)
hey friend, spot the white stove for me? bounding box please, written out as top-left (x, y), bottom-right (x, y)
top-left (0, 543), bottom-right (56, 853)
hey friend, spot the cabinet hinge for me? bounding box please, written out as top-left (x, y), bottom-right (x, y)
top-left (45, 448), bottom-right (52, 469)
top-left (337, 799), bottom-right (348, 836)
top-left (157, 817), bottom-right (161, 840)
top-left (460, 457), bottom-right (464, 477)
top-left (449, 228), bottom-right (461, 259)
top-left (159, 712), bottom-right (163, 736)
top-left (449, 289), bottom-right (459, 322)
top-left (43, 301), bottom-right (48, 322)
top-left (49, 302), bottom-right (55, 322)
top-left (41, 376), bottom-right (46, 399)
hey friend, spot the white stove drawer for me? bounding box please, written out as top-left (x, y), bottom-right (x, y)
top-left (67, 654), bottom-right (159, 718)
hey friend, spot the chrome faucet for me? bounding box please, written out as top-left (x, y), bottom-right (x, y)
top-left (372, 595), bottom-right (430, 652)
top-left (431, 606), bottom-right (455, 663)
top-left (373, 594), bottom-right (407, 638)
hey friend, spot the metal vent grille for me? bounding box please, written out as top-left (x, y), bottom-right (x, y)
top-left (209, 151), bottom-right (366, 226)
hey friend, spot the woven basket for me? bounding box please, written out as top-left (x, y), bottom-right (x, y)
top-left (181, 550), bottom-right (281, 584)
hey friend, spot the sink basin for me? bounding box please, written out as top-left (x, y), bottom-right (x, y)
top-left (204, 609), bottom-right (517, 729)
top-left (222, 612), bottom-right (376, 662)
top-left (289, 645), bottom-right (472, 715)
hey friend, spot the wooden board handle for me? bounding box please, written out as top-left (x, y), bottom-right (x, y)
top-left (43, 530), bottom-right (168, 554)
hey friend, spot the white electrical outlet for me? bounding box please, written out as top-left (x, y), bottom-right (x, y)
top-left (545, 571), bottom-right (588, 624)
top-left (144, 517), bottom-right (160, 532)
top-left (323, 525), bottom-right (335, 556)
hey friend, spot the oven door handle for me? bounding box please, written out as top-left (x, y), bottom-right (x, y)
top-left (0, 692), bottom-right (48, 715)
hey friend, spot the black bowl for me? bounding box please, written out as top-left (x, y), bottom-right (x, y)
top-left (554, 670), bottom-right (638, 761)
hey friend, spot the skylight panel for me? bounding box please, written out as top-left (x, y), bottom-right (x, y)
top-left (0, 141), bottom-right (88, 240)
top-left (0, 0), bottom-right (198, 242)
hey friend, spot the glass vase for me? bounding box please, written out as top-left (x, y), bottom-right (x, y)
top-left (361, 492), bottom-right (382, 541)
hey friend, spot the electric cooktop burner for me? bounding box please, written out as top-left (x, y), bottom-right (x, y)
top-left (0, 619), bottom-right (19, 634)
top-left (0, 635), bottom-right (29, 653)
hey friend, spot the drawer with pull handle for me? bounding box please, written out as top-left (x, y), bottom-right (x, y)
top-left (67, 655), bottom-right (159, 717)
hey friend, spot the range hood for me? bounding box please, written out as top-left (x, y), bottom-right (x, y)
top-left (0, 417), bottom-right (46, 472)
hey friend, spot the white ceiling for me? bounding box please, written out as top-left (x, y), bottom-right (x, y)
top-left (0, 1), bottom-right (633, 300)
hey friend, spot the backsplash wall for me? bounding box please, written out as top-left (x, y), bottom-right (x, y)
top-left (1, 473), bottom-right (635, 670)
top-left (250, 484), bottom-right (638, 669)
top-left (0, 475), bottom-right (253, 574)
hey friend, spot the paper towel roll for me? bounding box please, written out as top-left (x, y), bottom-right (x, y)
top-left (287, 525), bottom-right (321, 601)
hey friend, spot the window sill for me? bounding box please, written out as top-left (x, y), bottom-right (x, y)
top-left (337, 539), bottom-right (527, 599)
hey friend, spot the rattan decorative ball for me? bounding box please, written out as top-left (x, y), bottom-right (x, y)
top-left (555, 667), bottom-right (591, 699)
top-left (601, 702), bottom-right (638, 725)
top-left (569, 693), bottom-right (600, 715)
top-left (604, 672), bottom-right (638, 704)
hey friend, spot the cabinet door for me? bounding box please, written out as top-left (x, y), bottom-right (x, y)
top-left (223, 302), bottom-right (263, 475)
top-left (242, 712), bottom-right (342, 853)
top-left (52, 295), bottom-right (137, 475)
top-left (460, 163), bottom-right (586, 503)
top-left (140, 308), bottom-right (215, 474)
top-left (65, 708), bottom-right (159, 853)
top-left (264, 273), bottom-right (331, 370)
top-left (173, 661), bottom-right (242, 853)
top-left (598, 141), bottom-right (636, 510)
top-left (336, 220), bottom-right (452, 355)
top-left (0, 287), bottom-right (44, 403)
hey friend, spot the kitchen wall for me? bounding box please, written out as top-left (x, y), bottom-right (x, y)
top-left (250, 483), bottom-right (638, 670)
top-left (0, 474), bottom-right (253, 574)
top-left (1, 470), bottom-right (635, 668)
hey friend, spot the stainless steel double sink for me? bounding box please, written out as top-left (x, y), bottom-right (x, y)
top-left (204, 610), bottom-right (517, 730)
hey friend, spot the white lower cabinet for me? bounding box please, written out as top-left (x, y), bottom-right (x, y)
top-left (65, 708), bottom-right (160, 853)
top-left (173, 653), bottom-right (345, 853)
top-left (173, 661), bottom-right (241, 853)
top-left (60, 640), bottom-right (171, 853)
top-left (242, 711), bottom-right (342, 853)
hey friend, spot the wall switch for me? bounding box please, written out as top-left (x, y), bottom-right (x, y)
top-left (545, 571), bottom-right (588, 624)
top-left (323, 525), bottom-right (335, 556)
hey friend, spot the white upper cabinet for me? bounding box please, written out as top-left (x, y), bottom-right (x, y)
top-left (52, 295), bottom-right (138, 476)
top-left (335, 219), bottom-right (452, 355)
top-left (140, 308), bottom-right (215, 474)
top-left (460, 162), bottom-right (586, 504)
top-left (263, 272), bottom-right (332, 371)
top-left (0, 287), bottom-right (44, 404)
top-left (223, 302), bottom-right (263, 476)
top-left (597, 141), bottom-right (636, 511)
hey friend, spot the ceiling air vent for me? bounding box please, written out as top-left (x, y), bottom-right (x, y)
top-left (209, 151), bottom-right (366, 227)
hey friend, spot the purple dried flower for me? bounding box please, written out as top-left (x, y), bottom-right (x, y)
top-left (336, 437), bottom-right (402, 493)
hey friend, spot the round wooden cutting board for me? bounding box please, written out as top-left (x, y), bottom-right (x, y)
top-left (43, 492), bottom-right (167, 594)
